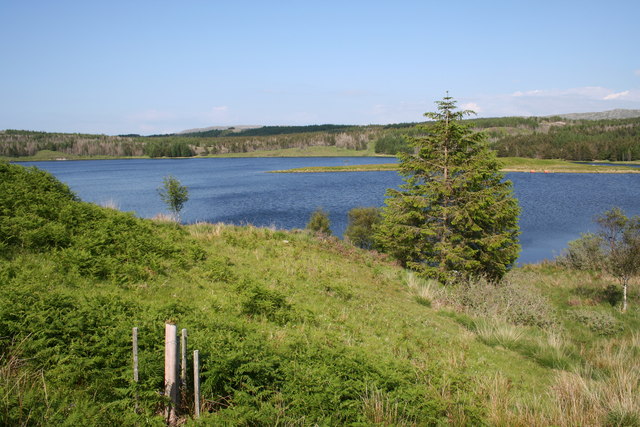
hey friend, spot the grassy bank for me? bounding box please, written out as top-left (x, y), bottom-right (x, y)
top-left (1, 161), bottom-right (638, 425)
top-left (271, 157), bottom-right (640, 173)
top-left (2, 146), bottom-right (388, 162)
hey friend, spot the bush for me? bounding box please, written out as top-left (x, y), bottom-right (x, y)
top-left (570, 309), bottom-right (624, 336)
top-left (558, 233), bottom-right (604, 270)
top-left (241, 285), bottom-right (294, 325)
top-left (603, 284), bottom-right (624, 307)
top-left (306, 207), bottom-right (331, 235)
top-left (344, 207), bottom-right (381, 249)
top-left (450, 279), bottom-right (558, 329)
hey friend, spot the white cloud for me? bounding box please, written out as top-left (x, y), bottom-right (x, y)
top-left (512, 89), bottom-right (544, 97)
top-left (461, 102), bottom-right (481, 113)
top-left (603, 91), bottom-right (630, 100)
top-left (459, 86), bottom-right (640, 118)
top-left (635, 69), bottom-right (640, 76)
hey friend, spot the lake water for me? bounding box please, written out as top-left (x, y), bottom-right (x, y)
top-left (16, 158), bottom-right (640, 265)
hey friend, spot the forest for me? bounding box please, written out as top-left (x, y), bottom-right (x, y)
top-left (2, 115), bottom-right (640, 161)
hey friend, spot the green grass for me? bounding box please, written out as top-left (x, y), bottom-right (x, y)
top-left (205, 145), bottom-right (383, 157)
top-left (1, 161), bottom-right (639, 425)
top-left (1, 150), bottom-right (148, 162)
top-left (270, 157), bottom-right (640, 173)
top-left (2, 146), bottom-right (388, 162)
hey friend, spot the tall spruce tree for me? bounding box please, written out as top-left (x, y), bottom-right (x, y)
top-left (375, 95), bottom-right (520, 282)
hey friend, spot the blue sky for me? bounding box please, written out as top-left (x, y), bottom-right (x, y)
top-left (1, 0), bottom-right (639, 135)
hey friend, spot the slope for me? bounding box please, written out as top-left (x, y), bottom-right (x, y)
top-left (1, 162), bottom-right (638, 425)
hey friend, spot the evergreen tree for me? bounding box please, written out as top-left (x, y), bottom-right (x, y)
top-left (375, 95), bottom-right (520, 282)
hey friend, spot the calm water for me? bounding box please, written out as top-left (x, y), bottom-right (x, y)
top-left (16, 158), bottom-right (640, 264)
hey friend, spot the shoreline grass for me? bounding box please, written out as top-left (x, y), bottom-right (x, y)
top-left (270, 157), bottom-right (640, 174)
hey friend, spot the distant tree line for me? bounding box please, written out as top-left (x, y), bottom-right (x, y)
top-left (181, 124), bottom-right (359, 138)
top-left (0, 130), bottom-right (145, 157)
top-left (374, 117), bottom-right (640, 161)
top-left (3, 116), bottom-right (640, 160)
top-left (493, 118), bottom-right (640, 161)
top-left (143, 140), bottom-right (194, 158)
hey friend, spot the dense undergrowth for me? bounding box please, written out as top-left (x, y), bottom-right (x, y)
top-left (1, 162), bottom-right (638, 425)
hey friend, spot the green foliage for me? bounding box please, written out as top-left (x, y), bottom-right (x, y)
top-left (558, 232), bottom-right (604, 270)
top-left (465, 116), bottom-right (542, 129)
top-left (143, 140), bottom-right (194, 157)
top-left (240, 284), bottom-right (294, 325)
top-left (182, 124), bottom-right (357, 138)
top-left (376, 96), bottom-right (521, 282)
top-left (569, 309), bottom-right (624, 336)
top-left (374, 131), bottom-right (412, 155)
top-left (4, 162), bottom-right (640, 425)
top-left (559, 208), bottom-right (640, 311)
top-left (492, 117), bottom-right (640, 161)
top-left (0, 130), bottom-right (145, 158)
top-left (306, 207), bottom-right (332, 235)
top-left (596, 208), bottom-right (640, 287)
top-left (1, 162), bottom-right (200, 282)
top-left (158, 175), bottom-right (189, 221)
top-left (344, 206), bottom-right (381, 249)
top-left (446, 279), bottom-right (558, 329)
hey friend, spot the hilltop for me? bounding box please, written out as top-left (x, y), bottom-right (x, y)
top-left (1, 161), bottom-right (638, 425)
top-left (554, 108), bottom-right (640, 120)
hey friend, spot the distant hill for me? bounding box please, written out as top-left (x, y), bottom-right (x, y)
top-left (553, 109), bottom-right (640, 120)
top-left (3, 109), bottom-right (640, 161)
top-left (177, 125), bottom-right (262, 134)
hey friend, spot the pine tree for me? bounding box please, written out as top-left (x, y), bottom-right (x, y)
top-left (375, 95), bottom-right (520, 282)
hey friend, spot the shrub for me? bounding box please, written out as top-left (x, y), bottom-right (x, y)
top-left (603, 284), bottom-right (624, 307)
top-left (344, 206), bottom-right (381, 250)
top-left (451, 279), bottom-right (558, 329)
top-left (241, 285), bottom-right (294, 325)
top-left (570, 309), bottom-right (624, 336)
top-left (558, 232), bottom-right (604, 270)
top-left (306, 207), bottom-right (331, 235)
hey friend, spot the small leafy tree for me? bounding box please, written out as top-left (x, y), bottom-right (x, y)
top-left (560, 208), bottom-right (640, 312)
top-left (306, 208), bottom-right (331, 235)
top-left (375, 95), bottom-right (521, 283)
top-left (596, 208), bottom-right (640, 312)
top-left (345, 207), bottom-right (381, 249)
top-left (158, 175), bottom-right (189, 221)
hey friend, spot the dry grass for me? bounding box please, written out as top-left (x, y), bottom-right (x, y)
top-left (361, 387), bottom-right (414, 426)
top-left (474, 319), bottom-right (525, 348)
top-left (404, 272), bottom-right (442, 307)
top-left (151, 213), bottom-right (177, 223)
top-left (99, 198), bottom-right (119, 210)
top-left (187, 221), bottom-right (225, 239)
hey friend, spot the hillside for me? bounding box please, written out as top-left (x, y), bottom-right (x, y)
top-left (1, 161), bottom-right (638, 425)
top-left (2, 110), bottom-right (640, 161)
top-left (555, 109), bottom-right (640, 120)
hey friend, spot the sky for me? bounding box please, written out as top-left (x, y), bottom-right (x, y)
top-left (1, 0), bottom-right (639, 135)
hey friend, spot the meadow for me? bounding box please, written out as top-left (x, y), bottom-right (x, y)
top-left (1, 161), bottom-right (638, 425)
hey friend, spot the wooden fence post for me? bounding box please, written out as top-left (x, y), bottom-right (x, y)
top-left (132, 327), bottom-right (139, 383)
top-left (181, 328), bottom-right (187, 388)
top-left (165, 323), bottom-right (179, 426)
top-left (194, 350), bottom-right (200, 419)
